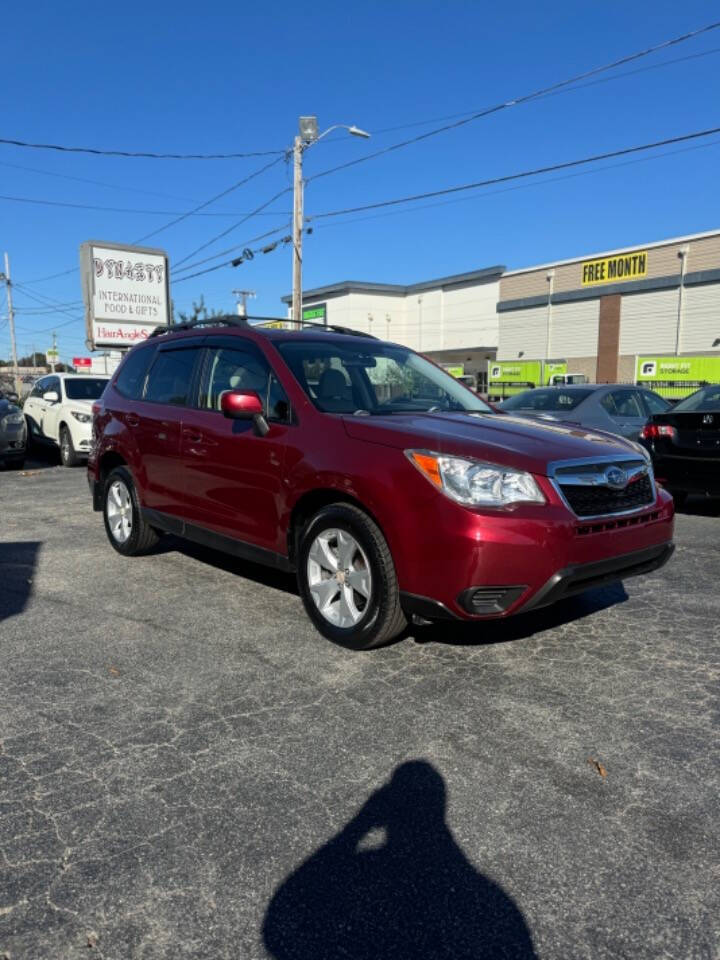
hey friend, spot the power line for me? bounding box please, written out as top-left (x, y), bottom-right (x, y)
top-left (348, 45), bottom-right (720, 138)
top-left (173, 227), bottom-right (298, 284)
top-left (308, 20), bottom-right (720, 183)
top-left (172, 223), bottom-right (293, 276)
top-left (310, 136), bottom-right (720, 230)
top-left (307, 125), bottom-right (720, 220)
top-left (0, 137), bottom-right (284, 160)
top-left (172, 186), bottom-right (293, 269)
top-left (132, 155), bottom-right (287, 245)
top-left (0, 192), bottom-right (292, 218)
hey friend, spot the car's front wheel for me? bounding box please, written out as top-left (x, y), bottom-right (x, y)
top-left (59, 425), bottom-right (80, 467)
top-left (103, 466), bottom-right (159, 556)
top-left (297, 503), bottom-right (407, 650)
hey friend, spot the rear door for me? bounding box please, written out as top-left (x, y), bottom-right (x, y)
top-left (178, 337), bottom-right (292, 554)
top-left (133, 342), bottom-right (204, 519)
top-left (600, 389), bottom-right (648, 439)
top-left (24, 377), bottom-right (49, 439)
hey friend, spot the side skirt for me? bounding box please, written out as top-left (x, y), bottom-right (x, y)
top-left (141, 507), bottom-right (295, 573)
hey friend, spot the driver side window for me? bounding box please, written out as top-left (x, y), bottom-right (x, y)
top-left (201, 346), bottom-right (290, 422)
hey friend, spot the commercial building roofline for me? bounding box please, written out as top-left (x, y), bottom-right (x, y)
top-left (502, 228), bottom-right (720, 278)
top-left (280, 265), bottom-right (505, 303)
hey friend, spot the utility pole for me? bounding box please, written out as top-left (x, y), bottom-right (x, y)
top-left (2, 252), bottom-right (19, 397)
top-left (232, 289), bottom-right (256, 318)
top-left (51, 331), bottom-right (57, 373)
top-left (291, 130), bottom-right (305, 328)
top-left (291, 117), bottom-right (370, 329)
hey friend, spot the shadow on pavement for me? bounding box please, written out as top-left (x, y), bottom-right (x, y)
top-left (19, 441), bottom-right (61, 471)
top-left (410, 582), bottom-right (628, 647)
top-left (152, 535), bottom-right (298, 595)
top-left (262, 760), bottom-right (537, 960)
top-left (0, 541), bottom-right (42, 621)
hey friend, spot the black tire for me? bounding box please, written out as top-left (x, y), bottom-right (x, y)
top-left (102, 466), bottom-right (159, 556)
top-left (296, 503), bottom-right (407, 650)
top-left (668, 489), bottom-right (688, 508)
top-left (59, 425), bottom-right (80, 467)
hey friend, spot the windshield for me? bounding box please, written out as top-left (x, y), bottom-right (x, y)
top-left (64, 378), bottom-right (108, 401)
top-left (500, 388), bottom-right (592, 412)
top-left (276, 341), bottom-right (491, 415)
top-left (673, 384), bottom-right (720, 412)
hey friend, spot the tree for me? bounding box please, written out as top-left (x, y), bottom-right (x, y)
top-left (177, 295), bottom-right (225, 325)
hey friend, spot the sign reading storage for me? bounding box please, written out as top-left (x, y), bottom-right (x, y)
top-left (581, 250), bottom-right (648, 287)
top-left (80, 240), bottom-right (170, 349)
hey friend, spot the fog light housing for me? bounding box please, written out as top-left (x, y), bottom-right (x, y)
top-left (458, 585), bottom-right (526, 615)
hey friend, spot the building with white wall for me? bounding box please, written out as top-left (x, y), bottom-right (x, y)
top-left (281, 266), bottom-right (504, 389)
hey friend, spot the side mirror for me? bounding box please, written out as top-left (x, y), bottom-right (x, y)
top-left (220, 390), bottom-right (269, 436)
top-left (43, 390), bottom-right (60, 403)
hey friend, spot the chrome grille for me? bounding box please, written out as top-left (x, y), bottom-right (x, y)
top-left (551, 457), bottom-right (655, 519)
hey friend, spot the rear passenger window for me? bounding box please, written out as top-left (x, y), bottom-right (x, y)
top-left (144, 348), bottom-right (201, 406)
top-left (115, 346), bottom-right (156, 399)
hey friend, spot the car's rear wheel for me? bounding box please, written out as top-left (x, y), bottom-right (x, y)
top-left (297, 503), bottom-right (407, 650)
top-left (59, 425), bottom-right (80, 467)
top-left (103, 466), bottom-right (159, 556)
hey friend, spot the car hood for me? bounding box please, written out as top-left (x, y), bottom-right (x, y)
top-left (67, 398), bottom-right (95, 411)
top-left (0, 398), bottom-right (20, 416)
top-left (342, 411), bottom-right (638, 475)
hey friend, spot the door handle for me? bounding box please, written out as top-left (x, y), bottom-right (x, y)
top-left (126, 414), bottom-right (140, 427)
top-left (183, 430), bottom-right (203, 444)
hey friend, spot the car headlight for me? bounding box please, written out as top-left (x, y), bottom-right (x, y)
top-left (3, 412), bottom-right (24, 425)
top-left (71, 411), bottom-right (91, 423)
top-left (406, 449), bottom-right (545, 506)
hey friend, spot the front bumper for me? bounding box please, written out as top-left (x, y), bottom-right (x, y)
top-left (393, 481), bottom-right (675, 621)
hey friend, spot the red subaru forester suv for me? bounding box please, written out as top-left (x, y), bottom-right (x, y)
top-left (89, 317), bottom-right (674, 649)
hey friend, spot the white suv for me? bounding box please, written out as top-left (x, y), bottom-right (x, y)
top-left (24, 373), bottom-right (109, 467)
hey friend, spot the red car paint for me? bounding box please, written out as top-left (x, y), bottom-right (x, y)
top-left (89, 325), bottom-right (674, 621)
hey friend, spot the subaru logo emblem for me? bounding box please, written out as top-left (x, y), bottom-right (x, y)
top-left (604, 467), bottom-right (628, 490)
top-left (703, 414), bottom-right (714, 425)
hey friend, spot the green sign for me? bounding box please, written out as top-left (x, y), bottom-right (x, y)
top-left (302, 302), bottom-right (327, 324)
top-left (636, 355), bottom-right (720, 400)
top-left (443, 364), bottom-right (465, 378)
top-left (487, 359), bottom-right (567, 399)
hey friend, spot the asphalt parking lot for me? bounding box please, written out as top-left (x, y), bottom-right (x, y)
top-left (1, 450), bottom-right (718, 959)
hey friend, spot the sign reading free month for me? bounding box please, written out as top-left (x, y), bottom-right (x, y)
top-left (80, 240), bottom-right (170, 349)
top-left (581, 250), bottom-right (648, 286)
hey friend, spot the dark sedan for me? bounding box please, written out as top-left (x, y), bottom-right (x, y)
top-left (0, 389), bottom-right (27, 469)
top-left (641, 384), bottom-right (720, 505)
top-left (498, 384), bottom-right (670, 441)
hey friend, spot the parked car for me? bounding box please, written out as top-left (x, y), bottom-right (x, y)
top-left (24, 373), bottom-right (109, 466)
top-left (89, 318), bottom-right (674, 650)
top-left (640, 383), bottom-right (720, 506)
top-left (498, 384), bottom-right (670, 440)
top-left (0, 389), bottom-right (27, 469)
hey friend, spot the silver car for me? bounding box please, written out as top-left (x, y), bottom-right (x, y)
top-left (498, 384), bottom-right (671, 440)
top-left (0, 390), bottom-right (27, 469)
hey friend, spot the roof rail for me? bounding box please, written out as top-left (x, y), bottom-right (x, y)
top-left (250, 316), bottom-right (378, 339)
top-left (148, 314), bottom-right (377, 340)
top-left (149, 315), bottom-right (249, 338)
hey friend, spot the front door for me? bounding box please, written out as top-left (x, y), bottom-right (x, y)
top-left (179, 339), bottom-right (292, 554)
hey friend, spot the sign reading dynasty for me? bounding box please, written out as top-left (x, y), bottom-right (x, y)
top-left (80, 241), bottom-right (170, 349)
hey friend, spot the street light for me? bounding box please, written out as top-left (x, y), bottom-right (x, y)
top-left (292, 117), bottom-right (371, 325)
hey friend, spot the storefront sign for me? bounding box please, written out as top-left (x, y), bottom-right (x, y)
top-left (302, 302), bottom-right (327, 325)
top-left (80, 240), bottom-right (170, 349)
top-left (581, 251), bottom-right (648, 286)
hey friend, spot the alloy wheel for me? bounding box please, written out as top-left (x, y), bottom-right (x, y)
top-left (106, 480), bottom-right (133, 544)
top-left (306, 528), bottom-right (372, 628)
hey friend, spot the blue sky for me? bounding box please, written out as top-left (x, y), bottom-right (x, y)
top-left (1, 0), bottom-right (719, 361)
